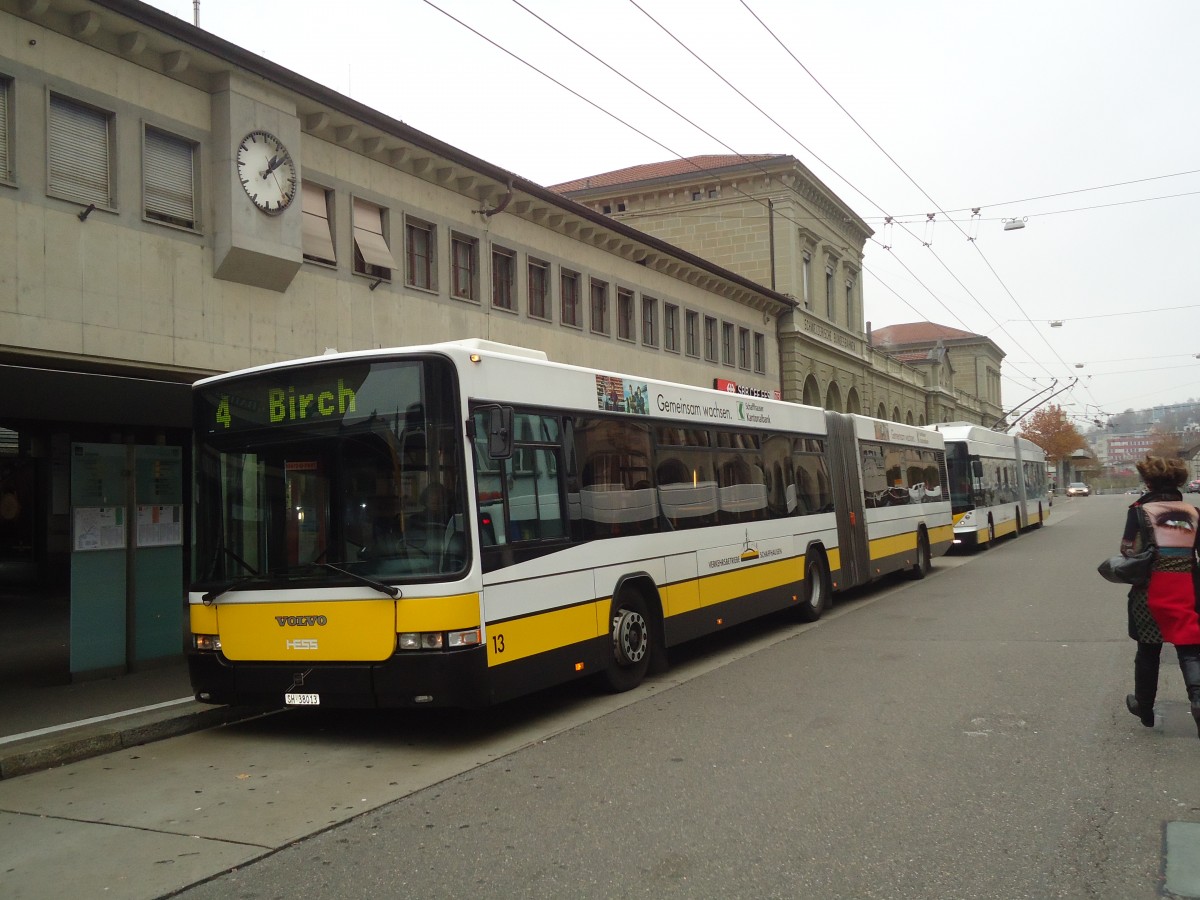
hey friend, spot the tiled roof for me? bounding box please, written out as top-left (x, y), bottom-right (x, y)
top-left (549, 155), bottom-right (787, 194)
top-left (871, 322), bottom-right (981, 347)
top-left (891, 349), bottom-right (934, 363)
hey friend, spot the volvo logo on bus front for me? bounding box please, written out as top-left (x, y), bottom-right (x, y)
top-left (275, 615), bottom-right (328, 627)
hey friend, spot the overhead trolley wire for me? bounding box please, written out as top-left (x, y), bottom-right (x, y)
top-left (426, 0), bottom-right (1048, 390)
top-left (738, 0), bottom-right (1086, 394)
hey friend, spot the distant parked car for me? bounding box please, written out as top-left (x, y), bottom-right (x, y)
top-left (1187, 479), bottom-right (1200, 494)
top-left (1066, 482), bottom-right (1090, 497)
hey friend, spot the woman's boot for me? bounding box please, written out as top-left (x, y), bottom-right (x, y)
top-left (1178, 647), bottom-right (1200, 739)
top-left (1127, 643), bottom-right (1160, 728)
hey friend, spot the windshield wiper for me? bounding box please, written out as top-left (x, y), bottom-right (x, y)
top-left (201, 572), bottom-right (272, 605)
top-left (202, 561), bottom-right (401, 604)
top-left (200, 547), bottom-right (263, 605)
top-left (312, 562), bottom-right (401, 599)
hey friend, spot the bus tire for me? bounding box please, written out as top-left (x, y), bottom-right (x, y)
top-left (906, 528), bottom-right (931, 580)
top-left (797, 551), bottom-right (830, 622)
top-left (603, 593), bottom-right (653, 692)
top-left (981, 518), bottom-right (995, 549)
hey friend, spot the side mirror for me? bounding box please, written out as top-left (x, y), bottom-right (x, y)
top-left (970, 458), bottom-right (984, 478)
top-left (485, 406), bottom-right (514, 460)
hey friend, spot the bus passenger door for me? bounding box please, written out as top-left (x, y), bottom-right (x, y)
top-left (824, 412), bottom-right (870, 589)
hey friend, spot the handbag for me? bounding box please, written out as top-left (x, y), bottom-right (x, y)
top-left (1098, 508), bottom-right (1157, 586)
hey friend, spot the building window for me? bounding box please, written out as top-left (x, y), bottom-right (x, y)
top-left (642, 296), bottom-right (658, 348)
top-left (352, 197), bottom-right (396, 280)
top-left (825, 264), bottom-right (834, 317)
top-left (143, 126), bottom-right (197, 229)
top-left (0, 76), bottom-right (10, 183)
top-left (753, 332), bottom-right (765, 373)
top-left (590, 279), bottom-right (609, 335)
top-left (801, 250), bottom-right (811, 309)
top-left (451, 234), bottom-right (478, 301)
top-left (704, 316), bottom-right (718, 362)
top-left (845, 278), bottom-right (856, 328)
top-left (405, 218), bottom-right (435, 290)
top-left (602, 205), bottom-right (612, 214)
top-left (708, 189), bottom-right (718, 198)
top-left (664, 303), bottom-right (679, 352)
top-left (738, 327), bottom-right (750, 369)
top-left (721, 322), bottom-right (735, 365)
top-left (492, 247), bottom-right (515, 311)
top-left (685, 310), bottom-right (700, 357)
top-left (617, 288), bottom-right (634, 341)
top-left (691, 191), bottom-right (701, 201)
top-left (301, 181), bottom-right (335, 265)
top-left (528, 258), bottom-right (550, 320)
top-left (617, 202), bottom-right (626, 212)
top-left (48, 93), bottom-right (114, 208)
top-left (561, 270), bottom-right (581, 327)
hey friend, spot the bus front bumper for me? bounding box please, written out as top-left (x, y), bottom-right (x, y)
top-left (188, 645), bottom-right (492, 710)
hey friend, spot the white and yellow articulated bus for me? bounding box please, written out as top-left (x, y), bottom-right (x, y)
top-left (188, 340), bottom-right (952, 709)
top-left (935, 422), bottom-right (1050, 549)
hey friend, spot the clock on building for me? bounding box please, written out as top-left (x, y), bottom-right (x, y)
top-left (235, 130), bottom-right (297, 215)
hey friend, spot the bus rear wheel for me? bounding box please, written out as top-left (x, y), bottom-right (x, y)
top-left (906, 530), bottom-right (930, 580)
top-left (603, 594), bottom-right (652, 692)
top-left (797, 551), bottom-right (830, 622)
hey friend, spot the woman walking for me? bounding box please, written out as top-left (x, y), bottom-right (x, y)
top-left (1120, 456), bottom-right (1200, 738)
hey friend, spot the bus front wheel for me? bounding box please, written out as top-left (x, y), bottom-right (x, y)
top-left (603, 594), bottom-right (652, 692)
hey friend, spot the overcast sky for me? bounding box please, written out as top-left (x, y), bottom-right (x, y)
top-left (146, 0), bottom-right (1200, 431)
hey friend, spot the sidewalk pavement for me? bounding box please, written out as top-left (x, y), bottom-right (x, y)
top-left (0, 659), bottom-right (266, 780)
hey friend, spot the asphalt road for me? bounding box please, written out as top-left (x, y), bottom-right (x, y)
top-left (3, 496), bottom-right (1198, 899)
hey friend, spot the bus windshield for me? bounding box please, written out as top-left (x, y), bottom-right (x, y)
top-left (945, 442), bottom-right (975, 515)
top-left (192, 356), bottom-right (467, 590)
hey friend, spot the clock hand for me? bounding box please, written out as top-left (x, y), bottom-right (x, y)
top-left (261, 154), bottom-right (282, 179)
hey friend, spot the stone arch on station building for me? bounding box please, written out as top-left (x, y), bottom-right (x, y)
top-left (892, 405), bottom-right (901, 422)
top-left (877, 402), bottom-right (887, 419)
top-left (802, 374), bottom-right (822, 408)
top-left (825, 382), bottom-right (843, 412)
top-left (905, 410), bottom-right (914, 425)
top-left (845, 386), bottom-right (861, 415)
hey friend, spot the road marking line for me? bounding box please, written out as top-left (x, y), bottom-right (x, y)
top-left (0, 697), bottom-right (195, 746)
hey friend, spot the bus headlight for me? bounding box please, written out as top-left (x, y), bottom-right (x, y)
top-left (193, 634), bottom-right (221, 651)
top-left (448, 628), bottom-right (481, 648)
top-left (397, 629), bottom-right (481, 651)
top-left (398, 632), bottom-right (443, 650)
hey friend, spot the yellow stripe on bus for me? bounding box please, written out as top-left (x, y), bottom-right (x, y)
top-left (868, 530), bottom-right (918, 560)
top-left (486, 600), bottom-right (606, 666)
top-left (697, 556), bottom-right (803, 607)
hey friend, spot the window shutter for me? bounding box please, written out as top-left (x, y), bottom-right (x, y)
top-left (302, 182), bottom-right (336, 263)
top-left (48, 95), bottom-right (111, 207)
top-left (144, 128), bottom-right (195, 227)
top-left (352, 198), bottom-right (397, 269)
top-left (0, 80), bottom-right (9, 181)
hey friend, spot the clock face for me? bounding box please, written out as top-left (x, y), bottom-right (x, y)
top-left (236, 130), bottom-right (297, 215)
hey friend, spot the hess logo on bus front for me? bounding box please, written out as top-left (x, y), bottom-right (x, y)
top-left (276, 615), bottom-right (326, 651)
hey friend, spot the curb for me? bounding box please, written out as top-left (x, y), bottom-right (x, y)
top-left (0, 704), bottom-right (272, 780)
